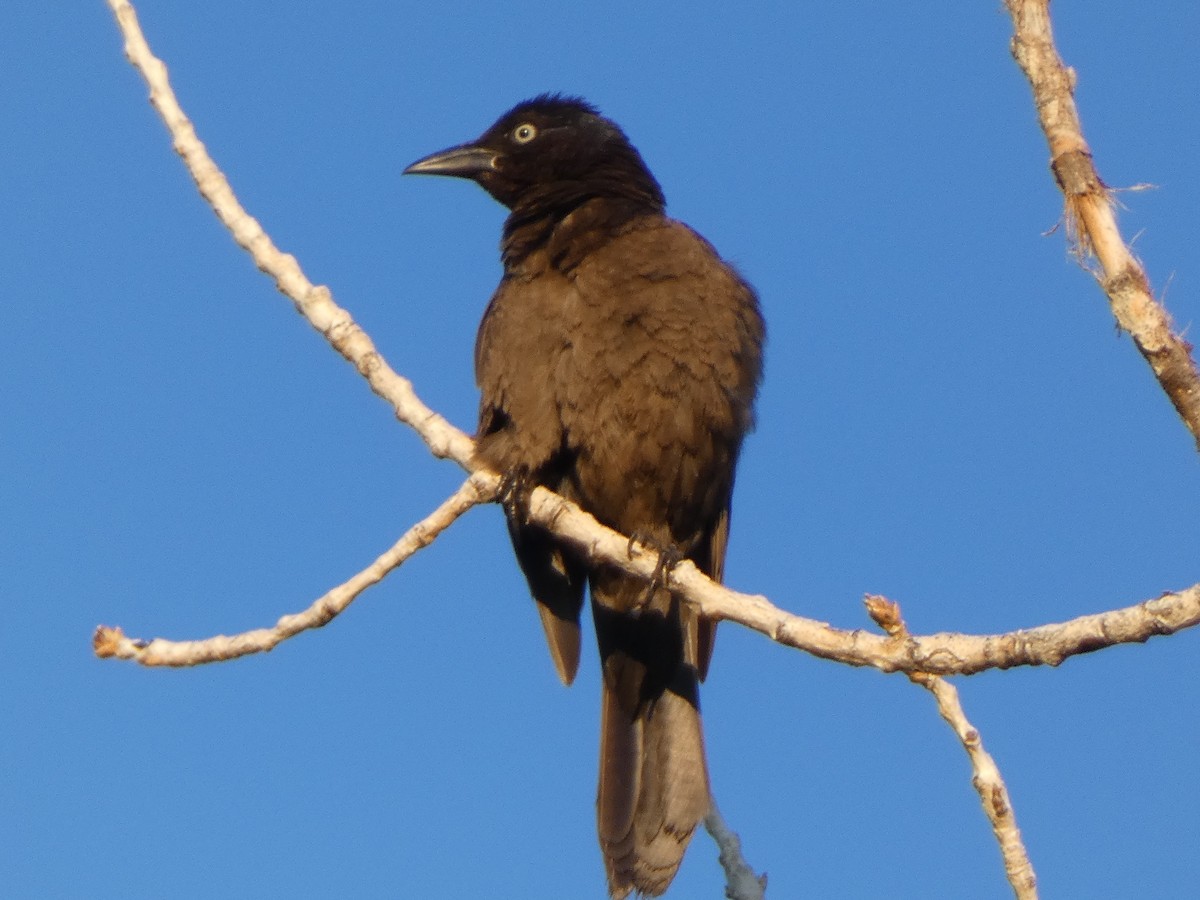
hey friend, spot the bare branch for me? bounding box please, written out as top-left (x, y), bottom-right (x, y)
top-left (1005, 0), bottom-right (1200, 450)
top-left (98, 0), bottom-right (1200, 680)
top-left (522, 476), bottom-right (1200, 673)
top-left (704, 803), bottom-right (766, 900)
top-left (867, 598), bottom-right (1037, 899)
top-left (93, 474), bottom-right (495, 666)
top-left (105, 0), bottom-right (474, 467)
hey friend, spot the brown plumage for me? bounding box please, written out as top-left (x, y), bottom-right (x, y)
top-left (405, 95), bottom-right (764, 897)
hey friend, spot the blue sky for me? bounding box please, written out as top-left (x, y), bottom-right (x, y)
top-left (4, 2), bottom-right (1199, 898)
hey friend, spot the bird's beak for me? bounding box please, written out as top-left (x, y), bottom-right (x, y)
top-left (403, 143), bottom-right (499, 178)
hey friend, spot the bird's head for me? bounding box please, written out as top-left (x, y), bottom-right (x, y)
top-left (404, 94), bottom-right (665, 215)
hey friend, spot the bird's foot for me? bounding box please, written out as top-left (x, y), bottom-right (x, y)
top-left (651, 542), bottom-right (684, 588)
top-left (496, 466), bottom-right (535, 522)
top-left (626, 532), bottom-right (684, 606)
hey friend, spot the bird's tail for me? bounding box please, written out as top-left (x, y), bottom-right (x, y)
top-left (593, 580), bottom-right (711, 898)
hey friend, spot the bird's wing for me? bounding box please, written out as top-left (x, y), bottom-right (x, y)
top-left (505, 502), bottom-right (586, 686)
top-left (692, 503), bottom-right (730, 682)
top-left (475, 270), bottom-right (587, 684)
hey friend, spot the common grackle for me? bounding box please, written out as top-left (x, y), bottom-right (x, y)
top-left (405, 94), bottom-right (764, 898)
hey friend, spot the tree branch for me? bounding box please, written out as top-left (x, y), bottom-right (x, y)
top-left (98, 0), bottom-right (1200, 680)
top-left (704, 803), bottom-right (767, 900)
top-left (93, 474), bottom-right (495, 666)
top-left (104, 0), bottom-right (474, 468)
top-left (867, 598), bottom-right (1037, 899)
top-left (1005, 0), bottom-right (1200, 451)
top-left (525, 484), bottom-right (1200, 674)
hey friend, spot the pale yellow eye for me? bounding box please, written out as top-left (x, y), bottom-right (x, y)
top-left (512, 123), bottom-right (538, 144)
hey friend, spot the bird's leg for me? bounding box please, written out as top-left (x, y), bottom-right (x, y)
top-left (626, 532), bottom-right (685, 609)
top-left (496, 465), bottom-right (535, 524)
top-left (625, 530), bottom-right (646, 561)
top-left (650, 542), bottom-right (683, 589)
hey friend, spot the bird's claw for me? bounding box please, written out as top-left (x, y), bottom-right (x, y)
top-left (626, 532), bottom-right (684, 605)
top-left (651, 543), bottom-right (683, 588)
top-left (497, 466), bottom-right (534, 522)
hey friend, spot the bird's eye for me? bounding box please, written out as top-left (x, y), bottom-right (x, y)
top-left (512, 123), bottom-right (538, 144)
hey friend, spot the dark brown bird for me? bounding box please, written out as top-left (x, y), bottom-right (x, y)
top-left (405, 95), bottom-right (764, 898)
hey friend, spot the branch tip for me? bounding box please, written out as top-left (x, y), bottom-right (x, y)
top-left (92, 625), bottom-right (124, 658)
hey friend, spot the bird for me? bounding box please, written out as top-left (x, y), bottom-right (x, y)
top-left (404, 94), bottom-right (764, 898)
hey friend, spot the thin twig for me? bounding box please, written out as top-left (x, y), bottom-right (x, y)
top-left (93, 474), bottom-right (495, 666)
top-left (1005, 0), bottom-right (1200, 450)
top-left (704, 803), bottom-right (767, 900)
top-left (866, 597), bottom-right (1037, 900)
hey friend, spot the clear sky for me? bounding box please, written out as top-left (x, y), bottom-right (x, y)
top-left (3, 2), bottom-right (1199, 898)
